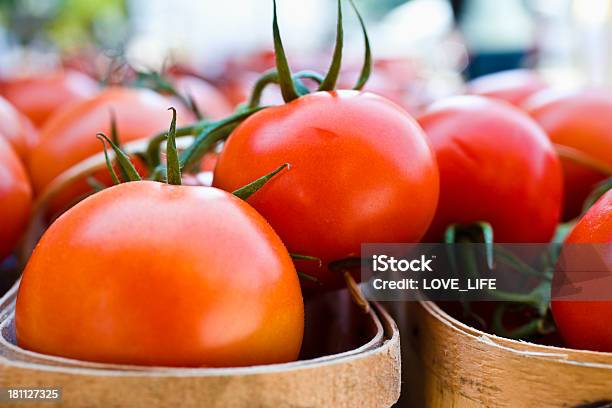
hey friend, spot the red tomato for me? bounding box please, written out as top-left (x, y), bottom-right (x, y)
top-left (467, 69), bottom-right (548, 107)
top-left (16, 181), bottom-right (304, 367)
top-left (0, 70), bottom-right (99, 127)
top-left (525, 89), bottom-right (612, 220)
top-left (551, 190), bottom-right (612, 351)
top-left (213, 91), bottom-right (440, 288)
top-left (172, 75), bottom-right (233, 120)
top-left (0, 137), bottom-right (32, 261)
top-left (28, 88), bottom-right (193, 216)
top-left (418, 96), bottom-right (563, 243)
top-left (0, 95), bottom-right (38, 161)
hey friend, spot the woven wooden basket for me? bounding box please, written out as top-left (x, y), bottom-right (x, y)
top-left (397, 300), bottom-right (612, 407)
top-left (0, 140), bottom-right (401, 408)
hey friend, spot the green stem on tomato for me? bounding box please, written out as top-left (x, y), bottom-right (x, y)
top-left (318, 0), bottom-right (343, 91)
top-left (290, 253), bottom-right (323, 267)
top-left (272, 0), bottom-right (300, 103)
top-left (177, 107), bottom-right (265, 175)
top-left (476, 221), bottom-right (495, 270)
top-left (96, 132), bottom-right (142, 182)
top-left (164, 108), bottom-right (182, 185)
top-left (349, 0), bottom-right (372, 90)
top-left (247, 70), bottom-right (325, 109)
top-left (297, 271), bottom-right (322, 285)
top-left (492, 303), bottom-right (554, 340)
top-left (233, 163), bottom-right (289, 200)
top-left (108, 109), bottom-right (131, 182)
top-left (145, 122), bottom-right (206, 170)
top-left (96, 135), bottom-right (121, 185)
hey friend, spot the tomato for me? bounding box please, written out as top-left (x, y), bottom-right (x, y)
top-left (524, 89), bottom-right (612, 221)
top-left (551, 190), bottom-right (612, 351)
top-left (0, 95), bottom-right (38, 161)
top-left (0, 70), bottom-right (99, 127)
top-left (418, 96), bottom-right (563, 243)
top-left (213, 90), bottom-right (440, 288)
top-left (27, 87), bottom-right (193, 216)
top-left (466, 69), bottom-right (548, 107)
top-left (172, 75), bottom-right (233, 120)
top-left (0, 137), bottom-right (32, 261)
top-left (15, 181), bottom-right (304, 367)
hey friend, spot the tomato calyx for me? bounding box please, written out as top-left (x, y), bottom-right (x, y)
top-left (96, 133), bottom-right (142, 183)
top-left (99, 108), bottom-right (289, 197)
top-left (233, 163), bottom-right (289, 200)
top-left (444, 222), bottom-right (555, 340)
top-left (245, 70), bottom-right (324, 110)
top-left (250, 0), bottom-right (371, 110)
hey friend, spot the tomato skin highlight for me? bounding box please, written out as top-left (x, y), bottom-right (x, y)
top-left (16, 181), bottom-right (304, 367)
top-left (214, 90), bottom-right (440, 288)
top-left (0, 137), bottom-right (32, 261)
top-left (551, 190), bottom-right (612, 352)
top-left (0, 70), bottom-right (99, 127)
top-left (0, 95), bottom-right (38, 161)
top-left (525, 89), bottom-right (612, 221)
top-left (418, 96), bottom-right (563, 243)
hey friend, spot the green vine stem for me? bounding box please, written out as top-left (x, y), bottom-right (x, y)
top-left (96, 132), bottom-right (142, 182)
top-left (290, 253), bottom-right (323, 267)
top-left (318, 0), bottom-right (343, 91)
top-left (492, 303), bottom-right (555, 340)
top-left (476, 221), bottom-right (495, 270)
top-left (349, 0), bottom-right (372, 90)
top-left (145, 122), bottom-right (207, 170)
top-left (96, 135), bottom-right (121, 185)
top-left (272, 0), bottom-right (300, 102)
top-left (297, 271), bottom-right (322, 285)
top-left (165, 108), bottom-right (182, 185)
top-left (164, 107), bottom-right (265, 179)
top-left (108, 109), bottom-right (130, 182)
top-left (246, 70), bottom-right (325, 109)
top-left (232, 163), bottom-right (289, 200)
top-left (445, 221), bottom-right (494, 270)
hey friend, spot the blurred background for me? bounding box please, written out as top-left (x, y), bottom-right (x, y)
top-left (0, 0), bottom-right (610, 111)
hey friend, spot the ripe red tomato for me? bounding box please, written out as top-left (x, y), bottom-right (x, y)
top-left (28, 87), bottom-right (193, 216)
top-left (0, 70), bottom-right (99, 127)
top-left (172, 75), bottom-right (233, 120)
top-left (0, 95), bottom-right (38, 161)
top-left (16, 181), bottom-right (304, 367)
top-left (525, 89), bottom-right (612, 220)
top-left (418, 96), bottom-right (563, 242)
top-left (551, 190), bottom-right (611, 351)
top-left (214, 91), bottom-right (440, 287)
top-left (467, 69), bottom-right (548, 107)
top-left (0, 137), bottom-right (32, 261)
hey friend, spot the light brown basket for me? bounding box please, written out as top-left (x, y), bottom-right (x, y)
top-left (398, 301), bottom-right (612, 407)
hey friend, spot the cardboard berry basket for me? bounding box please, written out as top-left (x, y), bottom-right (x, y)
top-left (397, 300), bottom-right (612, 407)
top-left (1, 139), bottom-right (401, 408)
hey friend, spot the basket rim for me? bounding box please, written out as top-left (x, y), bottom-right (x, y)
top-left (420, 300), bottom-right (612, 368)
